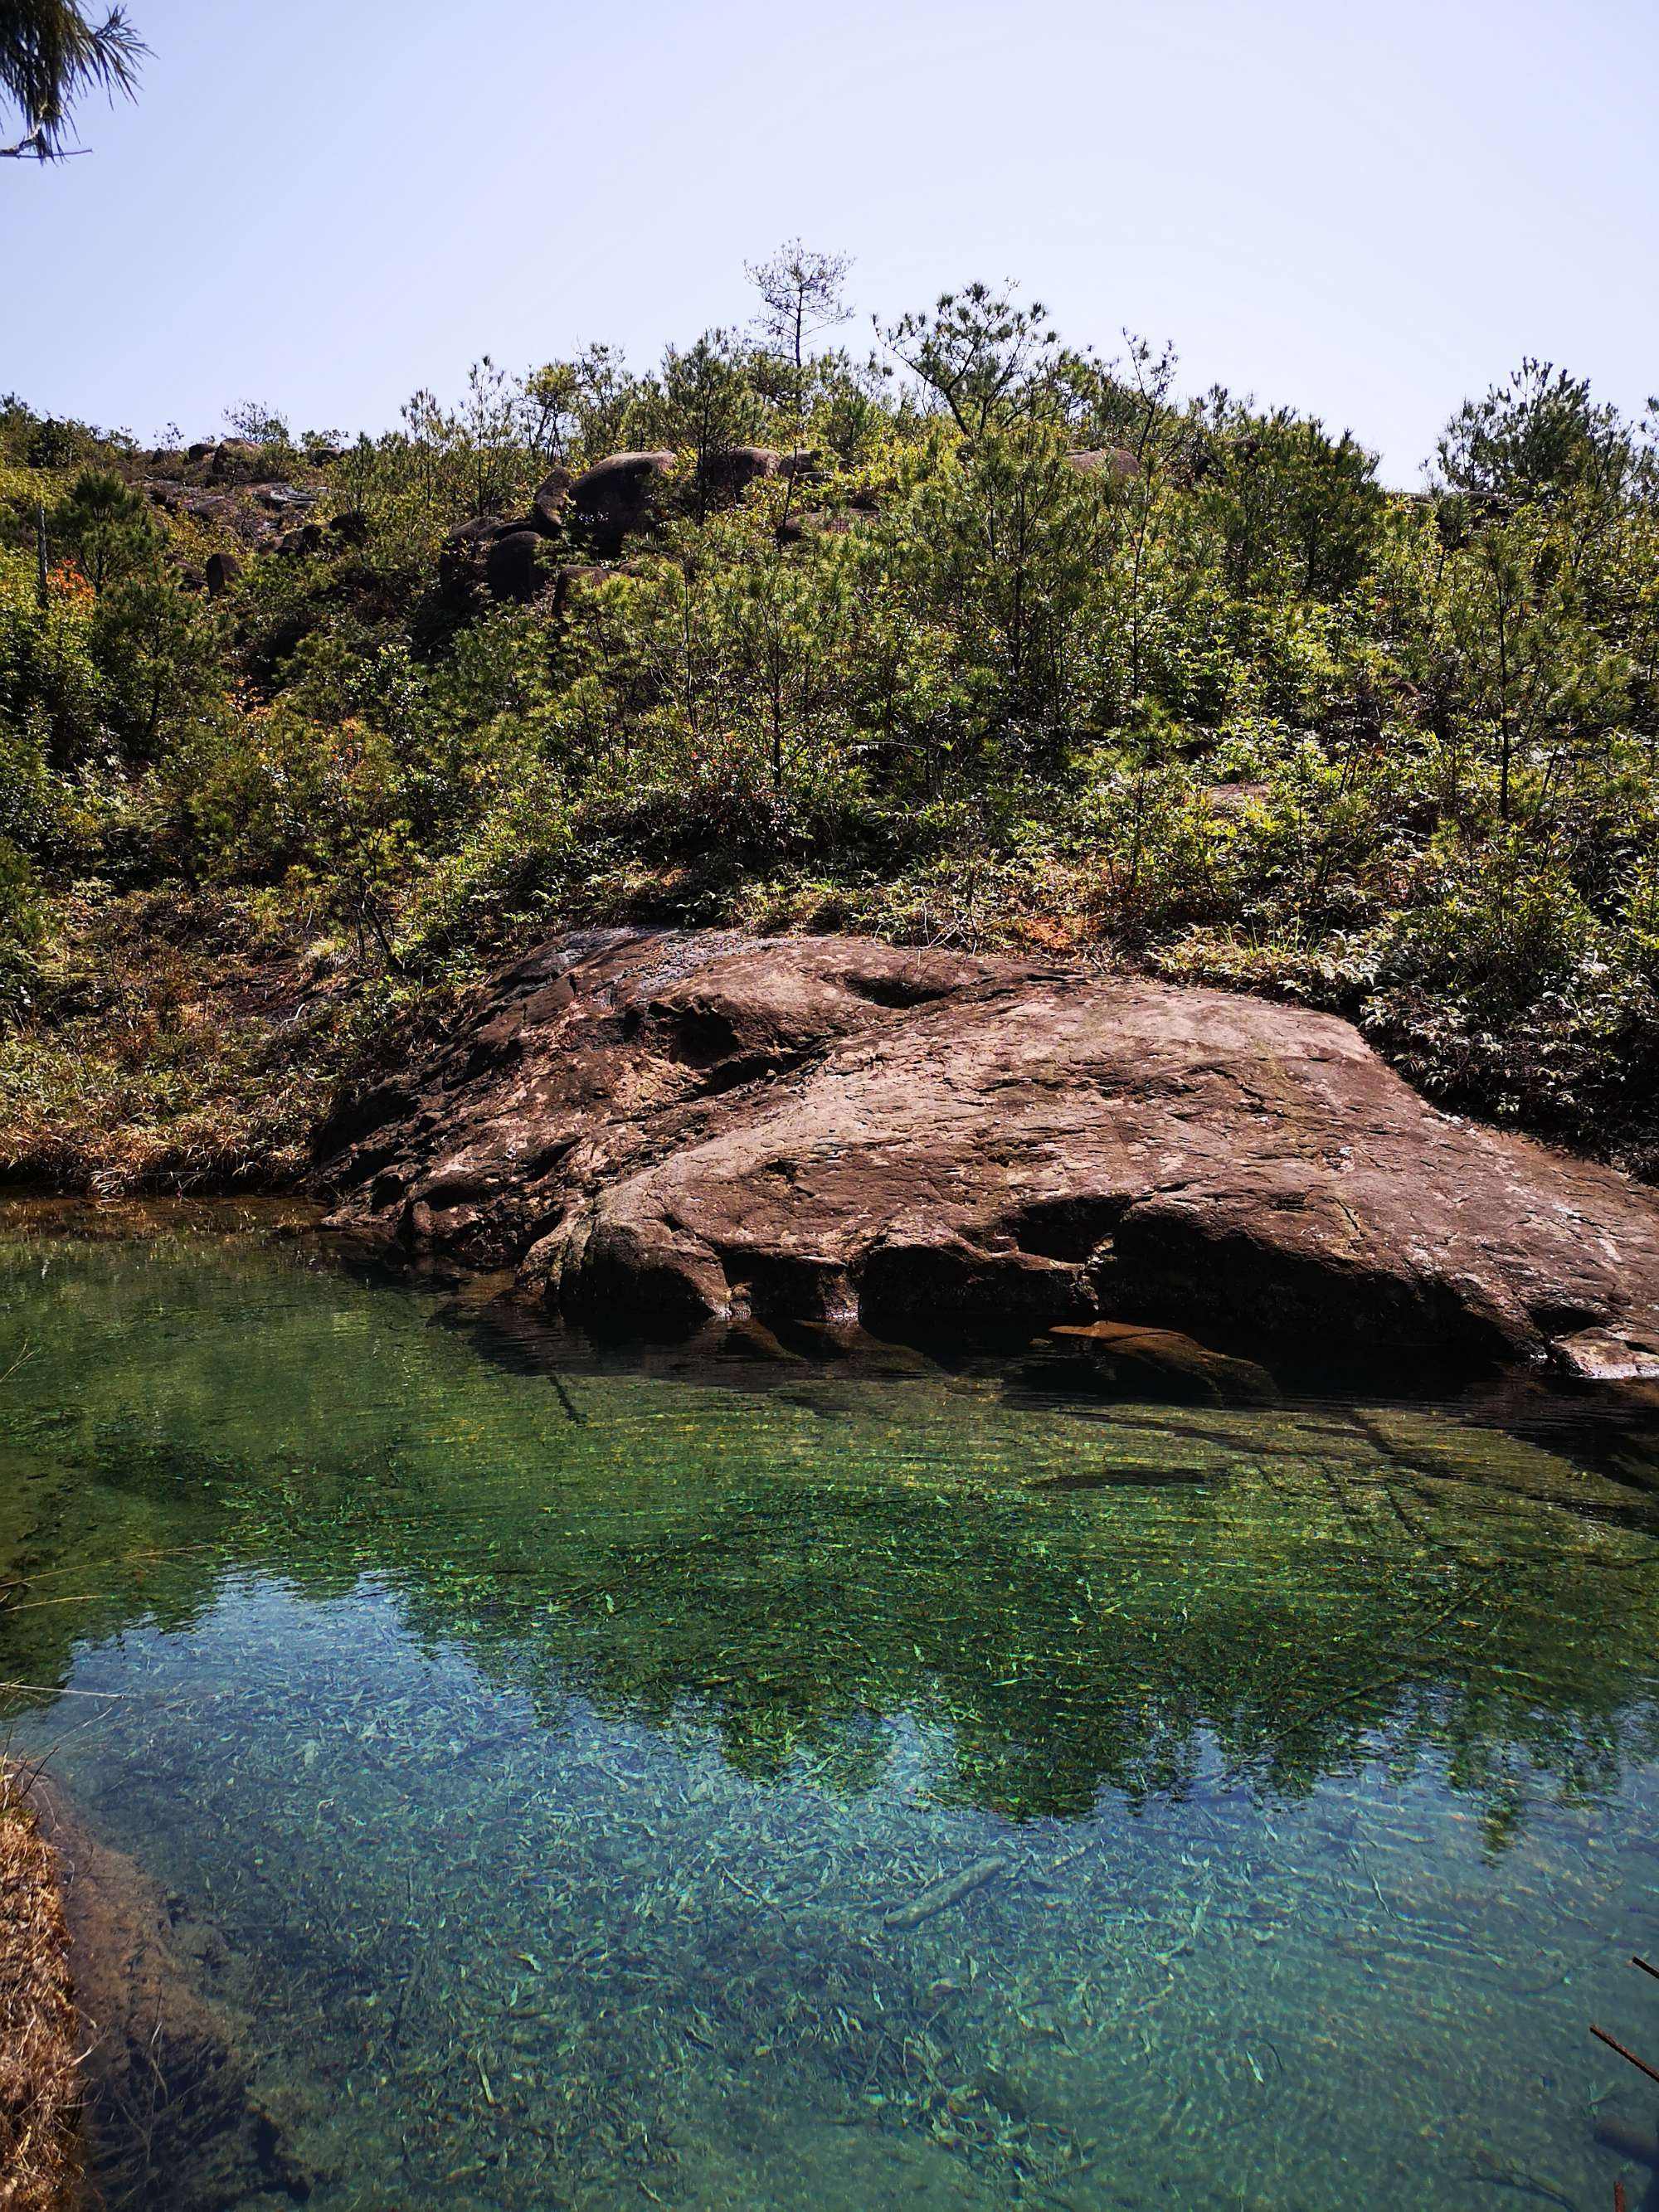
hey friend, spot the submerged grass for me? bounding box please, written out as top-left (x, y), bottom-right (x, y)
top-left (3, 1214), bottom-right (1659, 2208)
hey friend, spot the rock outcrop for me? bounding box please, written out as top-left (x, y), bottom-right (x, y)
top-left (440, 446), bottom-right (813, 604)
top-left (316, 929), bottom-right (1659, 1384)
top-left (120, 442), bottom-right (370, 600)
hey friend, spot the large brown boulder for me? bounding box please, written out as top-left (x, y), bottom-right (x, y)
top-left (552, 562), bottom-right (616, 611)
top-left (207, 440), bottom-right (280, 487)
top-left (568, 450), bottom-right (675, 556)
top-left (775, 507), bottom-right (858, 546)
top-left (694, 445), bottom-right (781, 506)
top-left (1065, 445), bottom-right (1139, 484)
top-left (315, 930), bottom-right (1659, 1384)
top-left (437, 513), bottom-right (518, 604)
top-left (481, 527), bottom-right (550, 603)
top-left (527, 466), bottom-right (572, 534)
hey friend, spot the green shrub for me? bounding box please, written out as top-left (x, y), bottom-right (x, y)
top-left (1379, 839), bottom-right (1600, 1024)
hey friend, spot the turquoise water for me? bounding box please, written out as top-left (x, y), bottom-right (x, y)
top-left (3, 1203), bottom-right (1659, 2210)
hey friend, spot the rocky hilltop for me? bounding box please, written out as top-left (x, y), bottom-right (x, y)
top-left (316, 930), bottom-right (1659, 1386)
top-left (435, 440), bottom-right (1138, 610)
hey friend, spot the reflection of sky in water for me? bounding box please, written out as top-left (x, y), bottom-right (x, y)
top-left (3, 1214), bottom-right (1659, 2208)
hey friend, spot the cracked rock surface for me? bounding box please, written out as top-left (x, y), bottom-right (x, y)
top-left (315, 928), bottom-right (1659, 1383)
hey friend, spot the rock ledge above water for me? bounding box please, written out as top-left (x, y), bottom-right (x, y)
top-left (316, 929), bottom-right (1659, 1384)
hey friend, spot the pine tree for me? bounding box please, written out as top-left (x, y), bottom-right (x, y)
top-left (1, 0), bottom-right (145, 159)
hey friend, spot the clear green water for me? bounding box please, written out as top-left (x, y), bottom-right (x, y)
top-left (4, 1205), bottom-right (1659, 2210)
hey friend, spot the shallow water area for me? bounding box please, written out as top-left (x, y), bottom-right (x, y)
top-left (3, 1201), bottom-right (1659, 2210)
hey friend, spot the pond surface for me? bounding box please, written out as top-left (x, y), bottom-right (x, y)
top-left (3, 1204), bottom-right (1659, 2210)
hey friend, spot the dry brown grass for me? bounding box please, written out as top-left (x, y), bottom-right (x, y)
top-left (0, 1770), bottom-right (82, 2212)
top-left (0, 888), bottom-right (339, 1198)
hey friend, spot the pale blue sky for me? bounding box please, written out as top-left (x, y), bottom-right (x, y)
top-left (2, 0), bottom-right (1653, 483)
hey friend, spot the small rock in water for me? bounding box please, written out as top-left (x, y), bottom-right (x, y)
top-left (1043, 1320), bottom-right (1278, 1406)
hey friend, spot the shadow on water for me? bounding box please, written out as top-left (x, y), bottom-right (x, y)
top-left (3, 1200), bottom-right (1659, 2210)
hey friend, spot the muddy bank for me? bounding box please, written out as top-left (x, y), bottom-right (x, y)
top-left (1, 1772), bottom-right (81, 2212)
top-left (8, 1775), bottom-right (310, 2212)
top-left (316, 927), bottom-right (1659, 1388)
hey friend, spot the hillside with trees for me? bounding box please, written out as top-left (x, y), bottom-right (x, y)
top-left (2, 260), bottom-right (1657, 1191)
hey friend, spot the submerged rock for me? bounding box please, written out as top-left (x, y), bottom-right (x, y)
top-left (1038, 1320), bottom-right (1279, 1405)
top-left (315, 928), bottom-right (1659, 1385)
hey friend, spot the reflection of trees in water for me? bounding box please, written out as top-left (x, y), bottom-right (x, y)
top-left (9, 1228), bottom-right (1659, 2208)
top-left (5, 1402), bottom-right (1658, 1843)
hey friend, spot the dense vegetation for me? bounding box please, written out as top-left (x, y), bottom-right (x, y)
top-left (2, 258), bottom-right (1657, 1189)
